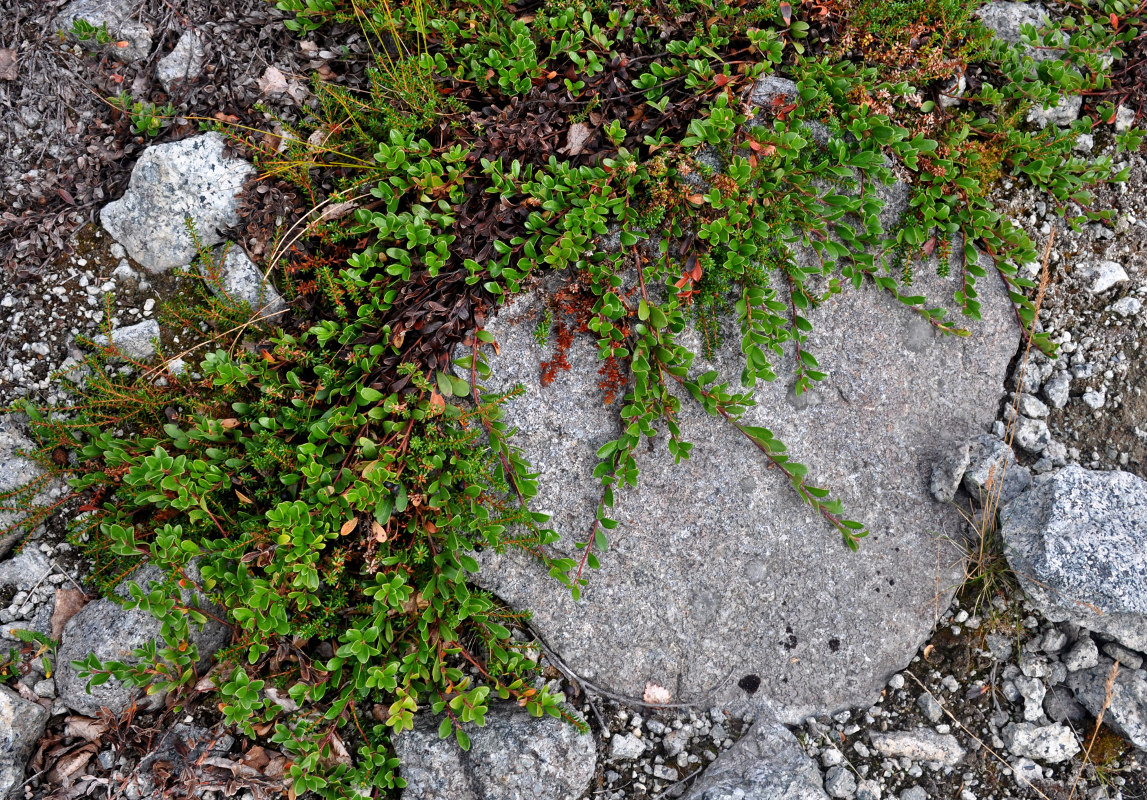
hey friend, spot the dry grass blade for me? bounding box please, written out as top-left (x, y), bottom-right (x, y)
top-left (1068, 659), bottom-right (1122, 800)
top-left (957, 227), bottom-right (1055, 614)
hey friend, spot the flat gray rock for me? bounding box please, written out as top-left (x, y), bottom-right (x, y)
top-left (976, 2), bottom-right (1060, 60)
top-left (930, 441), bottom-right (971, 504)
top-left (1001, 465), bottom-right (1147, 653)
top-left (474, 245), bottom-right (1015, 723)
top-left (868, 730), bottom-right (965, 767)
top-left (962, 435), bottom-right (1030, 507)
top-left (0, 416), bottom-right (64, 559)
top-left (394, 705), bottom-right (595, 800)
top-left (100, 133), bottom-right (254, 273)
top-left (56, 564), bottom-right (229, 716)
top-left (201, 246), bottom-right (287, 322)
top-left (1000, 721), bottom-right (1081, 763)
top-left (93, 318), bottom-right (160, 361)
top-left (1067, 658), bottom-right (1147, 749)
top-left (750, 76), bottom-right (799, 109)
top-left (683, 712), bottom-right (828, 800)
top-left (0, 685), bottom-right (48, 796)
top-left (58, 0), bottom-right (151, 61)
top-left (156, 30), bottom-right (206, 92)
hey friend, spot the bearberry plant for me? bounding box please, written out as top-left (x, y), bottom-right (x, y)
top-left (12, 0), bottom-right (1146, 796)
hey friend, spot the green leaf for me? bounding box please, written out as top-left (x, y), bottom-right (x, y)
top-left (436, 371), bottom-right (455, 397)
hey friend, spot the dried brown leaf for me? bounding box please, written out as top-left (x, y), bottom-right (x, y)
top-left (50, 589), bottom-right (87, 640)
top-left (47, 744), bottom-right (96, 785)
top-left (257, 66), bottom-right (290, 96)
top-left (0, 49), bottom-right (17, 81)
top-left (642, 682), bottom-right (671, 704)
top-left (63, 716), bottom-right (107, 742)
top-left (559, 122), bottom-right (594, 156)
top-left (241, 745), bottom-right (270, 770)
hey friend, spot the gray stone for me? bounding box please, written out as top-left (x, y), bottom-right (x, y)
top-left (1001, 721), bottom-right (1080, 763)
top-left (56, 564), bottom-right (229, 716)
top-left (1021, 647), bottom-right (1050, 679)
top-left (664, 729), bottom-right (689, 758)
top-left (1001, 466), bottom-right (1147, 653)
top-left (1082, 389), bottom-right (1106, 410)
top-left (984, 633), bottom-right (1013, 662)
top-left (930, 442), bottom-right (971, 504)
top-left (1027, 95), bottom-right (1082, 129)
top-left (0, 417), bottom-right (52, 558)
top-left (0, 550), bottom-right (55, 644)
top-left (1018, 394), bottom-right (1049, 419)
top-left (1111, 296), bottom-right (1142, 317)
top-left (1043, 685), bottom-right (1088, 724)
top-left (394, 705), bottom-right (594, 800)
top-left (1082, 261), bottom-right (1130, 294)
top-left (1041, 628), bottom-right (1069, 654)
top-left (1115, 106), bottom-right (1137, 132)
top-left (1102, 642), bottom-right (1144, 670)
top-left (824, 766), bottom-right (856, 799)
top-left (683, 713), bottom-right (829, 800)
top-left (0, 685), bottom-right (49, 796)
top-left (201, 246), bottom-right (287, 321)
top-left (472, 247), bottom-right (1014, 723)
top-left (962, 435), bottom-right (1031, 507)
top-left (856, 779), bottom-right (881, 800)
top-left (0, 549), bottom-right (52, 591)
top-left (1042, 372), bottom-right (1071, 409)
top-left (899, 788), bottom-right (928, 800)
top-left (976, 2), bottom-right (1054, 53)
top-left (868, 730), bottom-right (965, 766)
top-left (1013, 417), bottom-right (1052, 454)
top-left (33, 678), bottom-right (55, 699)
top-left (916, 693), bottom-right (943, 723)
top-left (101, 133), bottom-right (254, 273)
top-left (1063, 636), bottom-right (1100, 672)
top-left (92, 319), bottom-right (161, 361)
top-left (59, 0), bottom-right (151, 61)
top-left (1011, 757), bottom-right (1043, 787)
top-left (1067, 658), bottom-right (1147, 749)
top-left (610, 733), bottom-right (645, 760)
top-left (156, 30), bottom-right (206, 92)
top-left (1013, 675), bottom-right (1046, 721)
top-left (750, 76), bottom-right (799, 109)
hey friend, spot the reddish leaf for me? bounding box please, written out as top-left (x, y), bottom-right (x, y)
top-left (1110, 11), bottom-right (1119, 27)
top-left (714, 74), bottom-right (730, 87)
top-left (922, 235), bottom-right (937, 257)
top-left (780, 2), bottom-right (792, 25)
